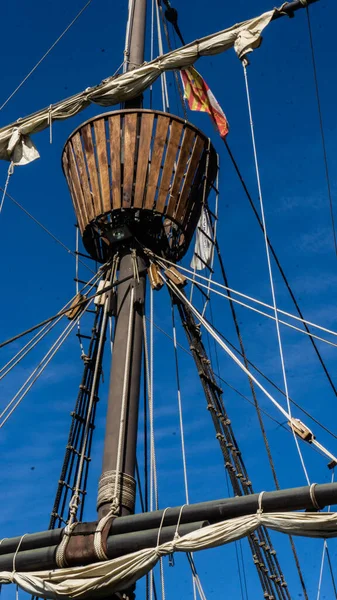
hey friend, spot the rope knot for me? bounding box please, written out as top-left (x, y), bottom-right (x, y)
top-left (257, 491), bottom-right (265, 522)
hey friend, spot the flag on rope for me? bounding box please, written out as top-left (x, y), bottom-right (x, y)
top-left (180, 66), bottom-right (229, 138)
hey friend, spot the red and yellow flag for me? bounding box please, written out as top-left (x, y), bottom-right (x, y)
top-left (180, 66), bottom-right (229, 139)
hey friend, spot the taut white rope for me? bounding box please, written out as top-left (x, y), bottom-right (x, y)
top-left (242, 61), bottom-right (310, 485)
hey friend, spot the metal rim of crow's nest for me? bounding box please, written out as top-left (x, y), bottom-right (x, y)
top-left (62, 109), bottom-right (218, 263)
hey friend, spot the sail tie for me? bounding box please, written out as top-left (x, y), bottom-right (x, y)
top-left (11, 535), bottom-right (27, 583)
top-left (309, 483), bottom-right (320, 511)
top-left (155, 508), bottom-right (171, 558)
top-left (0, 161), bottom-right (14, 215)
top-left (257, 491), bottom-right (265, 523)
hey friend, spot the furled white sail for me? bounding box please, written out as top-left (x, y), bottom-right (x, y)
top-left (2, 510), bottom-right (337, 599)
top-left (0, 10), bottom-right (274, 164)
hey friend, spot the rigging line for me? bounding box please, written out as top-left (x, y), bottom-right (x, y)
top-left (316, 471), bottom-right (337, 600)
top-left (154, 254), bottom-right (337, 347)
top-left (155, 0), bottom-right (170, 112)
top-left (0, 265), bottom-right (144, 350)
top-left (171, 303), bottom-right (189, 503)
top-left (210, 247), bottom-right (309, 600)
top-left (69, 285), bottom-right (112, 523)
top-left (0, 313), bottom-right (64, 381)
top-left (223, 139), bottom-right (337, 398)
top-left (0, 266), bottom-right (101, 377)
top-left (162, 276), bottom-right (337, 469)
top-left (143, 291), bottom-right (159, 600)
top-left (325, 545), bottom-right (337, 599)
top-left (206, 301), bottom-right (247, 600)
top-left (75, 224), bottom-right (85, 357)
top-left (243, 61), bottom-right (309, 485)
top-left (0, 163), bottom-right (14, 215)
top-left (305, 6), bottom-right (337, 259)
top-left (151, 318), bottom-right (336, 462)
top-left (324, 471), bottom-right (337, 599)
top-left (0, 0), bottom-right (94, 111)
top-left (171, 302), bottom-right (208, 600)
top-left (123, 0), bottom-right (136, 72)
top-left (0, 300), bottom-right (89, 422)
top-left (149, 315), bottom-right (337, 444)
top-left (0, 300), bottom-right (92, 428)
top-left (158, 1), bottom-right (187, 119)
top-left (224, 469), bottom-right (247, 600)
top-left (156, 254), bottom-right (337, 340)
top-left (184, 272), bottom-right (337, 348)
top-left (0, 187), bottom-right (95, 274)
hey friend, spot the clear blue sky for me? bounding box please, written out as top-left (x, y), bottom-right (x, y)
top-left (1, 0), bottom-right (337, 598)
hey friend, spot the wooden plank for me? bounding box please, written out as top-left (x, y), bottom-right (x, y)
top-left (175, 136), bottom-right (205, 224)
top-left (71, 132), bottom-right (94, 222)
top-left (134, 113), bottom-right (154, 208)
top-left (123, 113), bottom-right (138, 208)
top-left (166, 127), bottom-right (195, 218)
top-left (82, 124), bottom-right (102, 216)
top-left (145, 115), bottom-right (169, 210)
top-left (62, 151), bottom-right (84, 232)
top-left (156, 120), bottom-right (183, 214)
top-left (109, 115), bottom-right (121, 209)
top-left (94, 119), bottom-right (111, 214)
top-left (66, 146), bottom-right (88, 233)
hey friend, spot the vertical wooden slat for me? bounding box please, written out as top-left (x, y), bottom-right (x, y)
top-left (71, 132), bottom-right (95, 222)
top-left (82, 124), bottom-right (102, 216)
top-left (123, 113), bottom-right (138, 208)
top-left (109, 115), bottom-right (121, 209)
top-left (145, 116), bottom-right (169, 209)
top-left (166, 128), bottom-right (195, 218)
top-left (62, 152), bottom-right (84, 233)
top-left (94, 119), bottom-right (111, 213)
top-left (156, 120), bottom-right (183, 214)
top-left (175, 136), bottom-right (205, 223)
top-left (134, 113), bottom-right (154, 208)
top-left (66, 146), bottom-right (88, 233)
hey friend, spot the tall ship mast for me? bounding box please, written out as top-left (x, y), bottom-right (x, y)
top-left (2, 0), bottom-right (337, 598)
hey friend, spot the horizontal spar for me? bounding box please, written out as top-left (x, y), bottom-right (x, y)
top-left (0, 521), bottom-right (207, 572)
top-left (1, 482), bottom-right (336, 557)
top-left (272, 0), bottom-right (319, 20)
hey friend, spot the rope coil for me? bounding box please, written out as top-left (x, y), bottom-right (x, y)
top-left (97, 471), bottom-right (136, 515)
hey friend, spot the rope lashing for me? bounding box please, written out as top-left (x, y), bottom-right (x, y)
top-left (55, 522), bottom-right (77, 568)
top-left (97, 471), bottom-right (136, 515)
top-left (174, 504), bottom-right (187, 541)
top-left (11, 534), bottom-right (27, 582)
top-left (257, 491), bottom-right (265, 522)
top-left (0, 161), bottom-right (14, 215)
top-left (310, 483), bottom-right (321, 510)
top-left (93, 512), bottom-right (116, 561)
top-left (155, 507), bottom-right (171, 558)
top-left (299, 0), bottom-right (308, 5)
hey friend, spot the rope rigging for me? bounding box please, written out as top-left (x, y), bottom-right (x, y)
top-left (208, 236), bottom-right (309, 599)
top-left (151, 254), bottom-right (337, 345)
top-left (223, 139), bottom-right (337, 398)
top-left (172, 290), bottom-right (290, 600)
top-left (0, 0), bottom-right (94, 112)
top-left (147, 313), bottom-right (337, 447)
top-left (0, 298), bottom-right (93, 429)
top-left (158, 263), bottom-right (337, 470)
top-left (0, 186), bottom-right (95, 274)
top-left (305, 4), bottom-right (337, 260)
